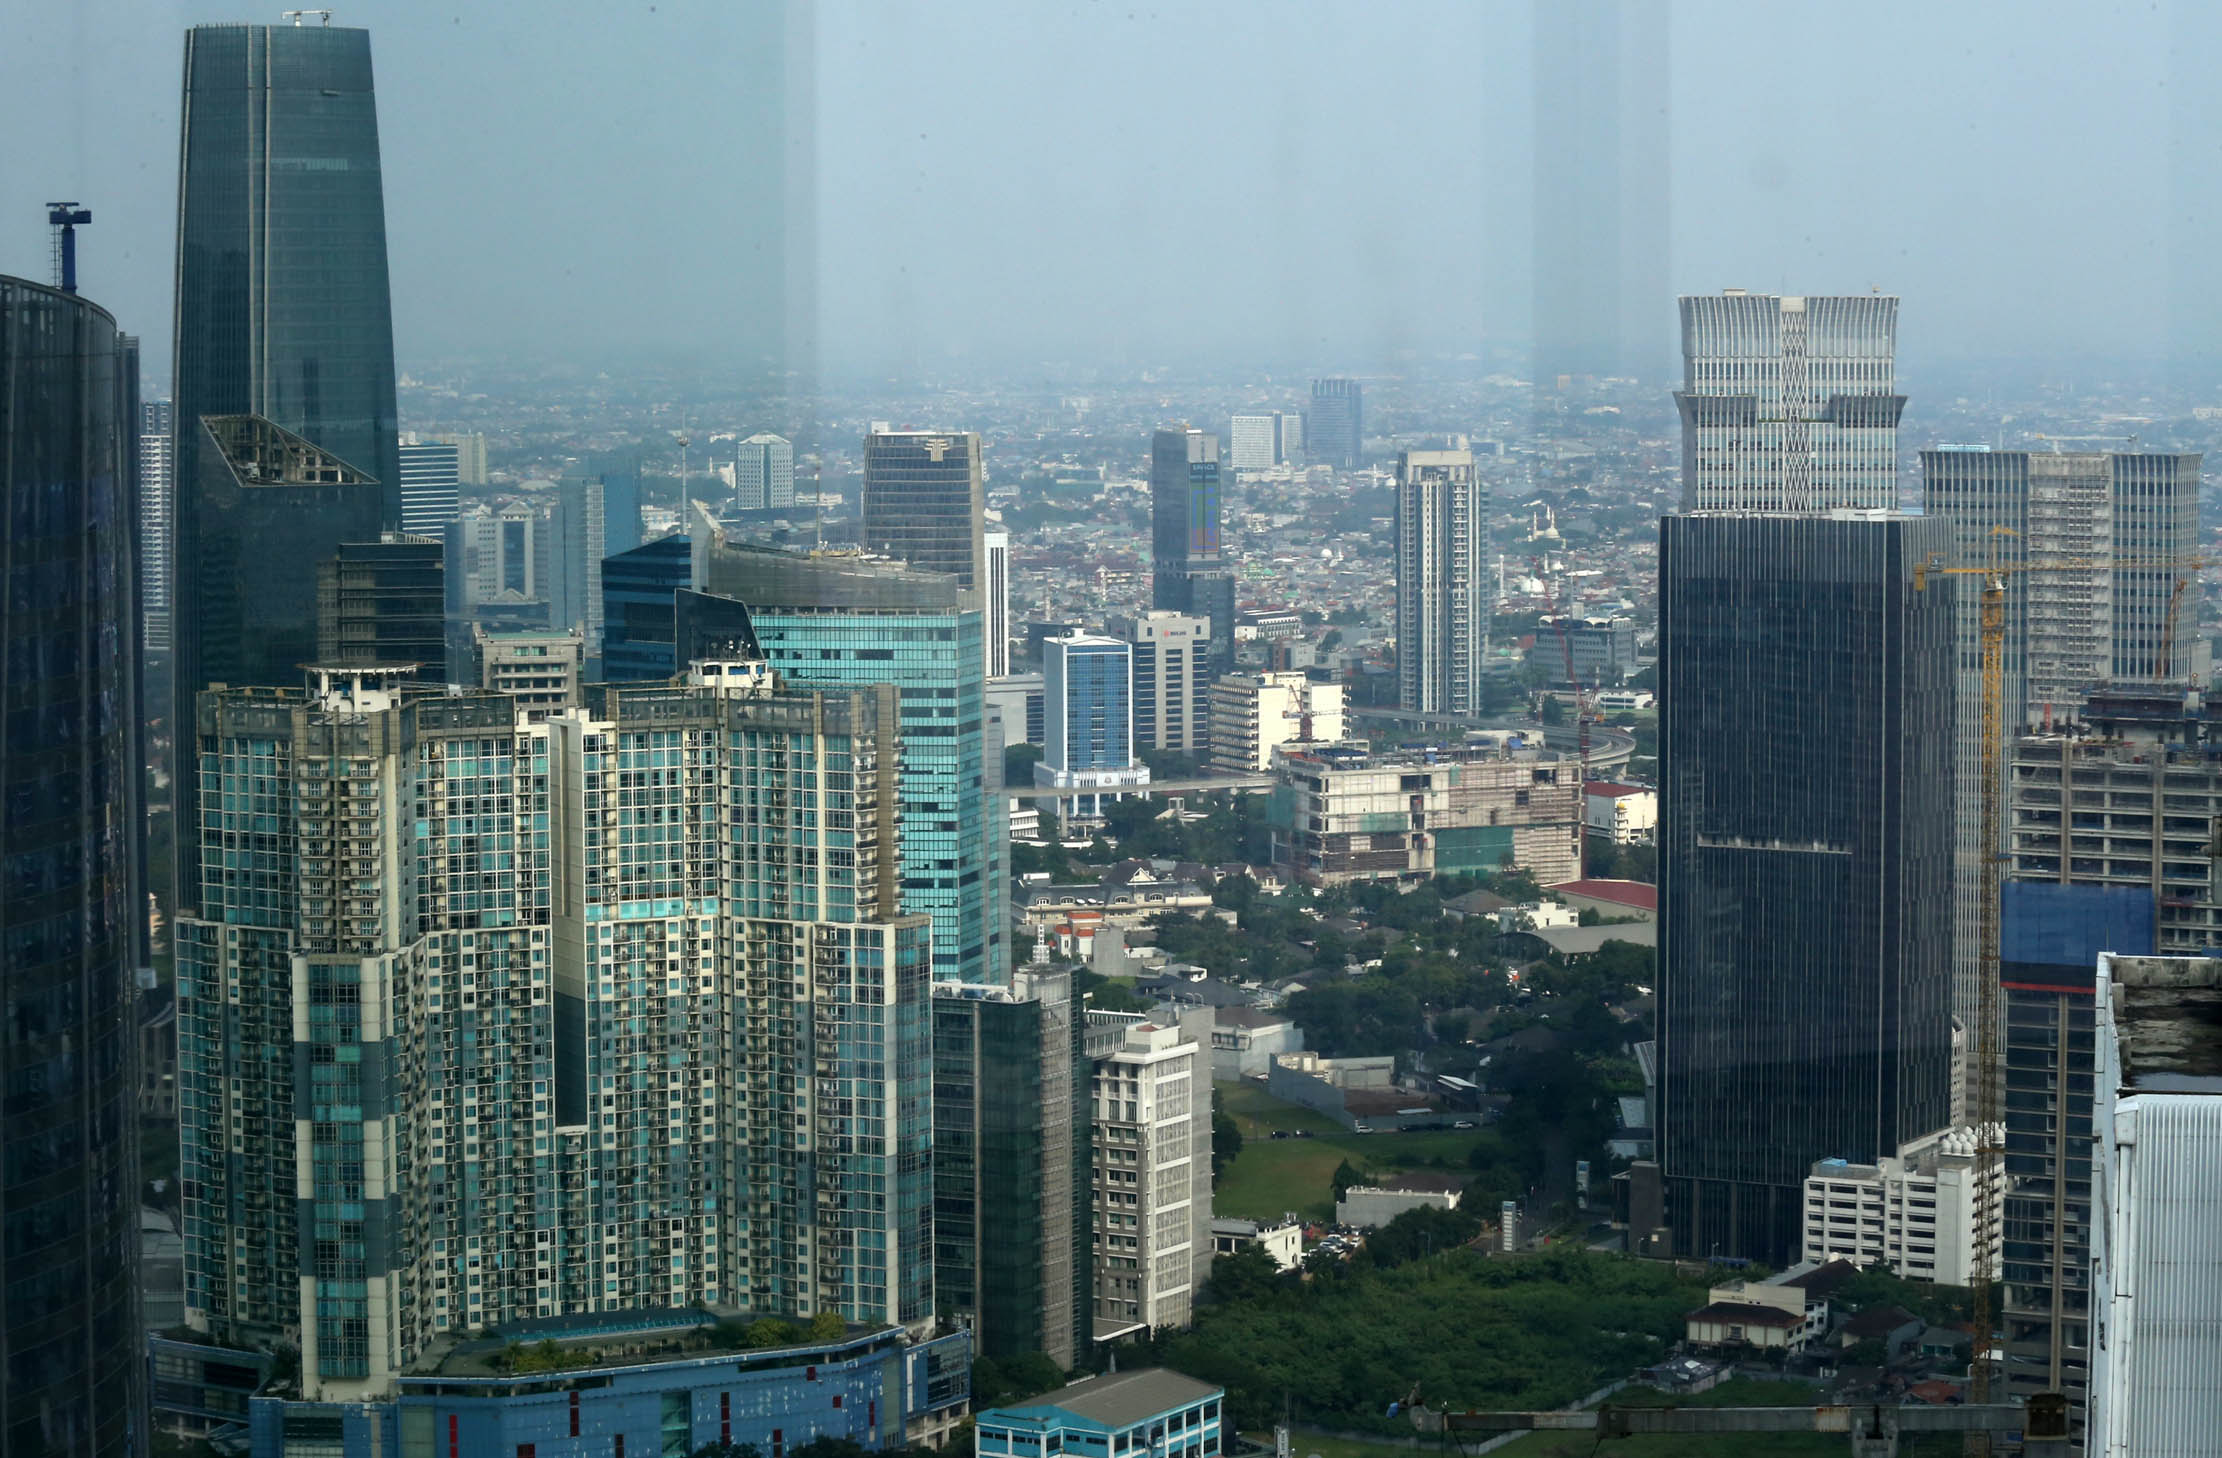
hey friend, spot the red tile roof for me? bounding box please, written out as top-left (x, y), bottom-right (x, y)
top-left (1546, 878), bottom-right (1659, 912)
top-left (1583, 781), bottom-right (1651, 797)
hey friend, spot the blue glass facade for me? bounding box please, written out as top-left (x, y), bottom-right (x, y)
top-left (1658, 513), bottom-right (1956, 1266)
top-left (0, 276), bottom-right (147, 1456)
top-left (1046, 637), bottom-right (1132, 773)
top-left (244, 1326), bottom-right (971, 1458)
top-left (601, 535), bottom-right (692, 681)
top-left (1149, 429), bottom-right (1232, 671)
top-left (750, 608), bottom-right (1008, 984)
top-left (977, 1370), bottom-right (1225, 1458)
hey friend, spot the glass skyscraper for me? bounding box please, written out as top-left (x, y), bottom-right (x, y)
top-left (314, 534), bottom-right (447, 679)
top-left (861, 429), bottom-right (986, 595)
top-left (172, 22), bottom-right (401, 525)
top-left (1658, 512), bottom-right (1956, 1266)
top-left (601, 534), bottom-right (695, 681)
top-left (1150, 426), bottom-right (1233, 673)
top-left (1306, 378), bottom-right (1363, 469)
top-left (0, 275), bottom-right (147, 1456)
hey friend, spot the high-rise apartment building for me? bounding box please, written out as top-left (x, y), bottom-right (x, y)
top-left (862, 429), bottom-right (986, 595)
top-left (173, 22), bottom-right (401, 527)
top-left (1039, 634), bottom-right (1149, 822)
top-left (315, 534), bottom-right (446, 679)
top-left (141, 398), bottom-right (175, 654)
top-left (1306, 379), bottom-right (1363, 469)
top-left (177, 663), bottom-right (930, 1399)
top-left (2090, 953), bottom-right (2222, 1453)
top-left (736, 431), bottom-right (797, 510)
top-left (1090, 1010), bottom-right (1214, 1337)
top-left (932, 972), bottom-right (1092, 1369)
top-left (1800, 1125), bottom-right (2001, 1286)
top-left (1995, 880), bottom-right (2154, 1442)
top-left (1658, 513), bottom-right (1956, 1265)
top-left (397, 439), bottom-right (461, 535)
top-left (1112, 611), bottom-right (1212, 757)
top-left (984, 529), bottom-right (1012, 678)
top-left (1149, 427), bottom-right (1233, 672)
top-left (471, 625), bottom-right (585, 719)
top-left (1208, 672), bottom-right (1346, 774)
top-left (700, 535), bottom-right (1007, 984)
top-left (1228, 414), bottom-right (1277, 472)
top-left (0, 275), bottom-right (148, 1458)
top-left (1675, 293), bottom-right (1903, 513)
top-left (1924, 448), bottom-right (2203, 1037)
top-left (428, 431), bottom-right (487, 485)
top-left (1532, 0), bottom-right (1671, 386)
top-left (1395, 449), bottom-right (1486, 715)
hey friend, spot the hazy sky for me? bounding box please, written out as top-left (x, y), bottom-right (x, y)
top-left (3, 0), bottom-right (2208, 384)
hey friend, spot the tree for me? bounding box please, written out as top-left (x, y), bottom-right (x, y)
top-left (1205, 1244), bottom-right (1285, 1305)
top-left (1212, 1091), bottom-right (1243, 1176)
top-left (1539, 695), bottom-right (1567, 726)
top-left (807, 1309), bottom-right (846, 1341)
top-left (1004, 742), bottom-right (1045, 786)
top-left (1331, 1158), bottom-right (1367, 1202)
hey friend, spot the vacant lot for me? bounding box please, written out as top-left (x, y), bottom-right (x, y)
top-left (1213, 1080), bottom-right (1497, 1222)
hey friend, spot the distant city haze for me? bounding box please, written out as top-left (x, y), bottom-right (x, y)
top-left (7, 0), bottom-right (2218, 381)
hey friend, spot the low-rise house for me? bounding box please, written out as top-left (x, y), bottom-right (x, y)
top-left (975, 1370), bottom-right (1224, 1458)
top-left (1838, 1305), bottom-right (1924, 1361)
top-left (1336, 1175), bottom-right (1466, 1229)
top-left (1209, 1007), bottom-right (1303, 1078)
top-left (1210, 1216), bottom-right (1304, 1271)
top-left (1683, 1262), bottom-right (1841, 1352)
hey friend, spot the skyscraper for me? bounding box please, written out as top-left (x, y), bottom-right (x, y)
top-left (1658, 513), bottom-right (1956, 1265)
top-left (736, 431), bottom-right (797, 510)
top-left (601, 533), bottom-right (695, 681)
top-left (549, 474), bottom-right (615, 660)
top-left (0, 274), bottom-right (148, 1457)
top-left (1306, 379), bottom-right (1363, 469)
top-left (932, 971), bottom-right (1092, 1369)
top-left (700, 535), bottom-right (1007, 984)
top-left (1532, 0), bottom-right (1671, 386)
top-left (1395, 449), bottom-right (1486, 715)
top-left (141, 398), bottom-right (174, 655)
top-left (862, 428), bottom-right (986, 594)
top-left (177, 663), bottom-right (930, 1399)
top-left (396, 439), bottom-right (461, 535)
top-left (1112, 611), bottom-right (1212, 756)
top-left (1676, 293), bottom-right (1904, 513)
top-left (1922, 447), bottom-right (2203, 1043)
top-left (1039, 634), bottom-right (1150, 823)
top-left (1150, 426), bottom-right (1233, 673)
top-left (1227, 414), bottom-right (1277, 472)
top-left (984, 529), bottom-right (1012, 678)
top-left (315, 534), bottom-right (446, 679)
top-left (173, 21), bottom-right (401, 526)
top-left (428, 430), bottom-right (487, 485)
top-left (1090, 1009), bottom-right (1214, 1336)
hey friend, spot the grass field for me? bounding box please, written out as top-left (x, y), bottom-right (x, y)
top-left (1213, 1080), bottom-right (1495, 1222)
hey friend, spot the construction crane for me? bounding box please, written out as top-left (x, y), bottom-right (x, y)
top-left (45, 203), bottom-right (90, 294)
top-left (1913, 531), bottom-right (2208, 1448)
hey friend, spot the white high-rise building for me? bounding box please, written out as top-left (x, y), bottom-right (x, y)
top-left (1208, 673), bottom-right (1345, 774)
top-left (1676, 292), bottom-right (1904, 513)
top-left (1801, 1125), bottom-right (2002, 1286)
top-left (140, 399), bottom-right (174, 654)
top-left (1090, 1009), bottom-right (1214, 1336)
top-left (1111, 610), bottom-right (1212, 756)
top-left (1395, 449), bottom-right (1485, 715)
top-left (984, 529), bottom-right (1011, 677)
top-left (428, 431), bottom-right (487, 485)
top-left (1228, 415), bottom-right (1277, 472)
top-left (735, 431), bottom-right (795, 509)
top-left (397, 439), bottom-right (461, 535)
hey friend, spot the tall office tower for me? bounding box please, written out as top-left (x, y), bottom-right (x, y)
top-left (1532, 0), bottom-right (1671, 386)
top-left (862, 429), bottom-right (986, 595)
top-left (173, 21), bottom-right (401, 527)
top-left (700, 534), bottom-right (1007, 984)
top-left (1395, 449), bottom-right (1486, 715)
top-left (1038, 634), bottom-right (1150, 822)
top-left (1149, 427), bottom-right (1234, 673)
top-left (600, 466), bottom-right (644, 558)
top-left (1111, 611), bottom-right (1213, 756)
top-left (1658, 513), bottom-right (1956, 1266)
top-left (1922, 450), bottom-right (2203, 1062)
top-left (141, 398), bottom-right (175, 654)
top-left (984, 529), bottom-right (1012, 678)
top-left (1090, 1009), bottom-right (1214, 1337)
top-left (458, 498), bottom-right (547, 612)
top-left (932, 971), bottom-right (1092, 1369)
top-left (315, 534), bottom-right (446, 679)
top-left (550, 475), bottom-right (612, 658)
top-left (0, 275), bottom-right (148, 1458)
top-left (1227, 414), bottom-right (1277, 472)
top-left (1994, 883), bottom-right (2154, 1442)
top-left (1675, 293), bottom-right (1904, 513)
top-left (602, 534), bottom-right (694, 681)
top-left (2091, 953), bottom-right (2222, 1451)
top-left (429, 430), bottom-right (487, 485)
top-left (736, 431), bottom-right (797, 510)
top-left (396, 439), bottom-right (461, 535)
top-left (172, 415), bottom-right (383, 904)
top-left (177, 664), bottom-right (930, 1398)
top-left (1306, 379), bottom-right (1363, 469)
top-left (1276, 410), bottom-right (1303, 464)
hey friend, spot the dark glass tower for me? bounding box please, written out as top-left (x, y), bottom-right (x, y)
top-left (0, 275), bottom-right (147, 1456)
top-left (1305, 378), bottom-right (1363, 469)
top-left (315, 535), bottom-right (446, 679)
top-left (1150, 426), bottom-right (1233, 673)
top-left (173, 23), bottom-right (400, 523)
top-left (601, 534), bottom-right (694, 680)
top-left (1658, 513), bottom-right (1956, 1265)
top-left (861, 429), bottom-right (985, 596)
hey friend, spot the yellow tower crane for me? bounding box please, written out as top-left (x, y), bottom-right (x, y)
top-left (1914, 532), bottom-right (2207, 1444)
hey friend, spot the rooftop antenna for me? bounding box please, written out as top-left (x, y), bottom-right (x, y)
top-left (675, 425), bottom-right (691, 511)
top-left (45, 203), bottom-right (90, 294)
top-left (281, 9), bottom-right (335, 24)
